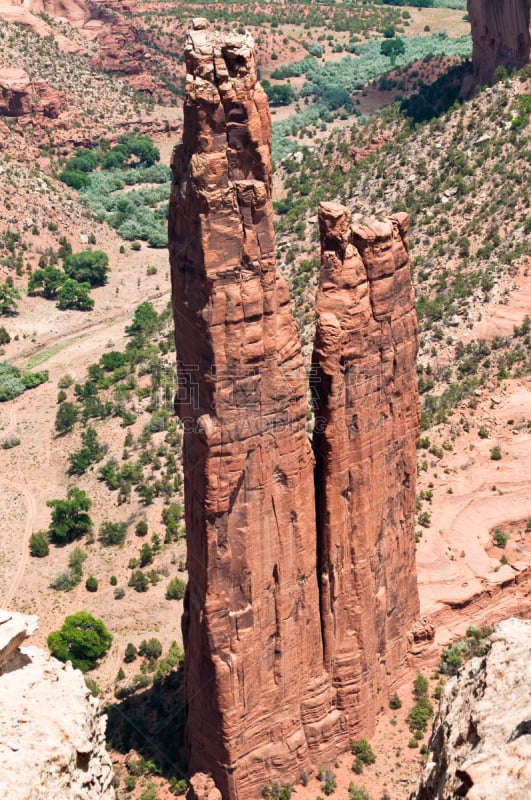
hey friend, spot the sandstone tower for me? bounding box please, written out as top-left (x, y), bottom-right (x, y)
top-left (169, 21), bottom-right (420, 800)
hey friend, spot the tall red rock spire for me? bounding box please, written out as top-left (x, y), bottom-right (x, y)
top-left (168, 21), bottom-right (338, 799)
top-left (311, 203), bottom-right (420, 735)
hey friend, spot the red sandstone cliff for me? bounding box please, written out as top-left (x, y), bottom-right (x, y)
top-left (311, 202), bottom-right (420, 737)
top-left (468, 0), bottom-right (530, 84)
top-left (0, 67), bottom-right (64, 117)
top-left (169, 21), bottom-right (339, 799)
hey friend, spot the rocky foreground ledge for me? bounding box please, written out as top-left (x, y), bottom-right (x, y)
top-left (412, 617), bottom-right (531, 800)
top-left (0, 609), bottom-right (114, 800)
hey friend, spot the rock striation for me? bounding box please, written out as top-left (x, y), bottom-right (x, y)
top-left (468, 0), bottom-right (530, 85)
top-left (412, 618), bottom-right (531, 800)
top-left (169, 21), bottom-right (339, 799)
top-left (169, 22), bottom-right (420, 800)
top-left (311, 203), bottom-right (420, 736)
top-left (0, 609), bottom-right (115, 800)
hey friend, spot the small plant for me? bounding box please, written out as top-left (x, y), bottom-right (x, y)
top-left (389, 692), bottom-right (402, 710)
top-left (351, 739), bottom-right (375, 774)
top-left (124, 642), bottom-right (138, 663)
top-left (348, 784), bottom-right (372, 800)
top-left (129, 570), bottom-right (149, 592)
top-left (138, 638), bottom-right (163, 661)
top-left (29, 531), bottom-right (49, 558)
top-left (490, 446), bottom-right (502, 460)
top-left (85, 575), bottom-right (98, 592)
top-left (492, 528), bottom-right (508, 547)
top-left (110, 575), bottom-right (117, 586)
top-left (114, 587), bottom-right (125, 600)
top-left (478, 426), bottom-right (489, 438)
top-left (166, 576), bottom-right (187, 600)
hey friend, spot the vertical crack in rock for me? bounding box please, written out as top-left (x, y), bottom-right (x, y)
top-left (311, 202), bottom-right (420, 736)
top-left (169, 21), bottom-right (338, 799)
top-left (468, 0), bottom-right (530, 85)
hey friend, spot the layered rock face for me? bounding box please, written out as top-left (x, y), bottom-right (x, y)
top-left (468, 0), bottom-right (530, 84)
top-left (0, 67), bottom-right (63, 117)
top-left (170, 22), bottom-right (420, 799)
top-left (413, 618), bottom-right (531, 800)
top-left (22, 0), bottom-right (90, 28)
top-left (311, 203), bottom-right (420, 735)
top-left (169, 21), bottom-right (339, 799)
top-left (0, 610), bottom-right (114, 800)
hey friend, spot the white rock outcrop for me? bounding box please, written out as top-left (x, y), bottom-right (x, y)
top-left (0, 609), bottom-right (115, 800)
top-left (413, 617), bottom-right (531, 799)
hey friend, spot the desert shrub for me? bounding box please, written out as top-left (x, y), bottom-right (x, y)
top-left (124, 642), bottom-right (137, 663)
top-left (139, 542), bottom-right (153, 567)
top-left (135, 520), bottom-right (148, 537)
top-left (348, 785), bottom-right (372, 800)
top-left (85, 575), bottom-right (98, 592)
top-left (0, 362), bottom-right (47, 402)
top-left (114, 587), bottom-right (125, 600)
top-left (389, 692), bottom-right (402, 709)
top-left (492, 528), bottom-right (508, 547)
top-left (29, 531), bottom-right (49, 557)
top-left (129, 570), bottom-right (149, 592)
top-left (440, 625), bottom-right (493, 675)
top-left (490, 446), bottom-right (502, 460)
top-left (0, 326), bottom-right (11, 344)
top-left (352, 739), bottom-right (376, 766)
top-left (47, 611), bottom-right (112, 671)
top-left (99, 521), bottom-right (128, 546)
top-left (166, 577), bottom-right (186, 600)
top-left (138, 638), bottom-right (162, 660)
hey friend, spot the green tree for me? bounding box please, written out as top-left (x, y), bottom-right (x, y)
top-left (47, 611), bottom-right (112, 671)
top-left (47, 487), bottom-right (92, 543)
top-left (0, 282), bottom-right (20, 315)
top-left (68, 426), bottom-right (105, 475)
top-left (28, 266), bottom-right (66, 298)
top-left (126, 301), bottom-right (158, 337)
top-left (55, 401), bottom-right (78, 434)
top-left (63, 251), bottom-right (109, 287)
top-left (57, 278), bottom-right (94, 311)
top-left (29, 531), bottom-right (49, 557)
top-left (59, 170), bottom-right (91, 189)
top-left (380, 37), bottom-right (405, 65)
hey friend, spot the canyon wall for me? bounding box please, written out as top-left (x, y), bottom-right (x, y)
top-left (169, 22), bottom-right (420, 800)
top-left (468, 0), bottom-right (530, 84)
top-left (168, 21), bottom-right (340, 799)
top-left (311, 203), bottom-right (420, 737)
top-left (412, 618), bottom-right (531, 799)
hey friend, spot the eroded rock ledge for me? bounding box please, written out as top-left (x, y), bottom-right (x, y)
top-left (412, 618), bottom-right (531, 800)
top-left (0, 609), bottom-right (115, 800)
